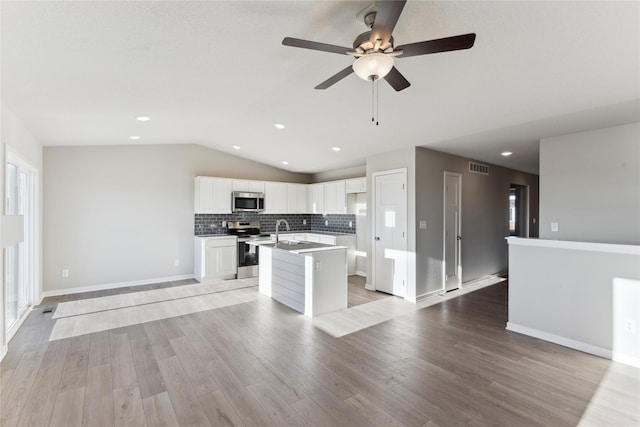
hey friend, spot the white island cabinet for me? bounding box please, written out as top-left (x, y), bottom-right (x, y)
top-left (253, 241), bottom-right (347, 317)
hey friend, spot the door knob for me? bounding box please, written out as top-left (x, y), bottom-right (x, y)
top-left (457, 235), bottom-right (462, 240)
top-left (375, 237), bottom-right (380, 241)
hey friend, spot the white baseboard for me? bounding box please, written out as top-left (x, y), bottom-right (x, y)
top-left (41, 274), bottom-right (195, 299)
top-left (0, 344), bottom-right (6, 362)
top-left (364, 283), bottom-right (374, 291)
top-left (355, 271), bottom-right (367, 277)
top-left (413, 289), bottom-right (441, 303)
top-left (506, 322), bottom-right (616, 362)
top-left (612, 352), bottom-right (640, 369)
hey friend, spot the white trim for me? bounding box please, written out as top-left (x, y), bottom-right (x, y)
top-left (506, 322), bottom-right (617, 362)
top-left (506, 237), bottom-right (640, 255)
top-left (40, 274), bottom-right (195, 300)
top-left (364, 283), bottom-right (374, 291)
top-left (612, 352), bottom-right (640, 369)
top-left (0, 345), bottom-right (6, 362)
top-left (411, 289), bottom-right (440, 303)
top-left (355, 270), bottom-right (367, 277)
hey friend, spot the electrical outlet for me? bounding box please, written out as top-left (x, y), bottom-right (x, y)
top-left (419, 220), bottom-right (427, 229)
top-left (325, 220), bottom-right (329, 226)
top-left (302, 219), bottom-right (307, 225)
top-left (349, 221), bottom-right (353, 227)
top-left (174, 259), bottom-right (180, 267)
top-left (61, 269), bottom-right (69, 278)
top-left (551, 222), bottom-right (559, 232)
top-left (222, 221), bottom-right (227, 227)
top-left (624, 319), bottom-right (637, 334)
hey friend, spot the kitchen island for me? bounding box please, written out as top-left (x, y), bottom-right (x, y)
top-left (249, 240), bottom-right (347, 317)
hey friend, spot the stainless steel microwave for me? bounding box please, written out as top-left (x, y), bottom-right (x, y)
top-left (232, 191), bottom-right (265, 212)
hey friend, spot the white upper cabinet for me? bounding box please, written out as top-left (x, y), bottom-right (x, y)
top-left (287, 184), bottom-right (308, 214)
top-left (194, 177), bottom-right (232, 214)
top-left (324, 180), bottom-right (346, 214)
top-left (264, 182), bottom-right (288, 213)
top-left (346, 177), bottom-right (366, 193)
top-left (307, 183), bottom-right (325, 214)
top-left (232, 179), bottom-right (265, 193)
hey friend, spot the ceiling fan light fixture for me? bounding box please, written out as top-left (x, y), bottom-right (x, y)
top-left (352, 53), bottom-right (394, 81)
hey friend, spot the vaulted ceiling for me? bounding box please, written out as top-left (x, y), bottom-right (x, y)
top-left (2, 1), bottom-right (638, 175)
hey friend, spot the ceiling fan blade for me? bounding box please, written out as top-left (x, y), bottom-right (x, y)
top-left (384, 66), bottom-right (410, 92)
top-left (282, 37), bottom-right (350, 55)
top-left (370, 0), bottom-right (407, 48)
top-left (396, 33), bottom-right (476, 58)
top-left (315, 66), bottom-right (354, 90)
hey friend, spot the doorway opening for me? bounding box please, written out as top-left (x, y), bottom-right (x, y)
top-left (444, 172), bottom-right (462, 292)
top-left (509, 185), bottom-right (529, 237)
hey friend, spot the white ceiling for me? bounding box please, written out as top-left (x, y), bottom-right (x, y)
top-left (2, 1), bottom-right (639, 175)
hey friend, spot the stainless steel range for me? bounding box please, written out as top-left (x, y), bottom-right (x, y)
top-left (226, 221), bottom-right (271, 279)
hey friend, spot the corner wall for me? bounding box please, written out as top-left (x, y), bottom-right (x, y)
top-left (539, 122), bottom-right (640, 244)
top-left (415, 147), bottom-right (539, 297)
top-left (43, 144), bottom-right (311, 295)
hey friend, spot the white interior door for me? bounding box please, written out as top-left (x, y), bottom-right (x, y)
top-left (444, 172), bottom-right (462, 291)
top-left (373, 170), bottom-right (407, 297)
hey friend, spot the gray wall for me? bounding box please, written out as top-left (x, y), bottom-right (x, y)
top-left (364, 146), bottom-right (538, 301)
top-left (415, 147), bottom-right (539, 296)
top-left (508, 240), bottom-right (640, 361)
top-left (311, 165), bottom-right (366, 183)
top-left (539, 122), bottom-right (640, 244)
top-left (43, 144), bottom-right (311, 293)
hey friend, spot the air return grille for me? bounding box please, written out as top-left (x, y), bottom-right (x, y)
top-left (469, 161), bottom-right (489, 175)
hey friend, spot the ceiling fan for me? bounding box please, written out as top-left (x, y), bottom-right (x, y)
top-left (282, 0), bottom-right (476, 92)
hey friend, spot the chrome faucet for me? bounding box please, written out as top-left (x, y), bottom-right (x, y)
top-left (275, 219), bottom-right (290, 245)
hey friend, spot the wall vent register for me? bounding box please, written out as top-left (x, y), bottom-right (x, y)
top-left (469, 161), bottom-right (489, 175)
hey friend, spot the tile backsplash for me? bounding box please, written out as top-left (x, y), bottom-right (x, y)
top-left (195, 213), bottom-right (356, 235)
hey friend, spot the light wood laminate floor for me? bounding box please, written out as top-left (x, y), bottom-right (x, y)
top-left (1, 279), bottom-right (638, 426)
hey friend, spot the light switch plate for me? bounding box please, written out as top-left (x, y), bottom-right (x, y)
top-left (551, 222), bottom-right (559, 232)
top-left (419, 220), bottom-right (427, 229)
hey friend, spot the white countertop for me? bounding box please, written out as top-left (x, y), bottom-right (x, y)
top-left (248, 239), bottom-right (348, 254)
top-left (194, 234), bottom-right (237, 239)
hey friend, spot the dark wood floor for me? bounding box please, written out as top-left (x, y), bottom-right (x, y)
top-left (1, 280), bottom-right (635, 426)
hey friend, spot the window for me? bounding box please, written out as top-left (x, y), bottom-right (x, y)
top-left (5, 149), bottom-right (38, 339)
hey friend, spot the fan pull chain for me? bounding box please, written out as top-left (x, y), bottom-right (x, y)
top-left (371, 79), bottom-right (375, 124)
top-left (371, 79), bottom-right (380, 126)
top-left (376, 78), bottom-right (379, 126)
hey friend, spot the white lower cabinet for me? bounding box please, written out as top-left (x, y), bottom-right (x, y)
top-left (194, 236), bottom-right (237, 281)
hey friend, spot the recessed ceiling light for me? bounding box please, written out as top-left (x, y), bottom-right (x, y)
top-left (136, 115), bottom-right (150, 122)
top-left (282, 161), bottom-right (289, 165)
top-left (331, 146), bottom-right (342, 152)
top-left (129, 136), bottom-right (141, 140)
top-left (501, 151), bottom-right (513, 156)
top-left (274, 123), bottom-right (286, 129)
top-left (233, 145), bottom-right (241, 150)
